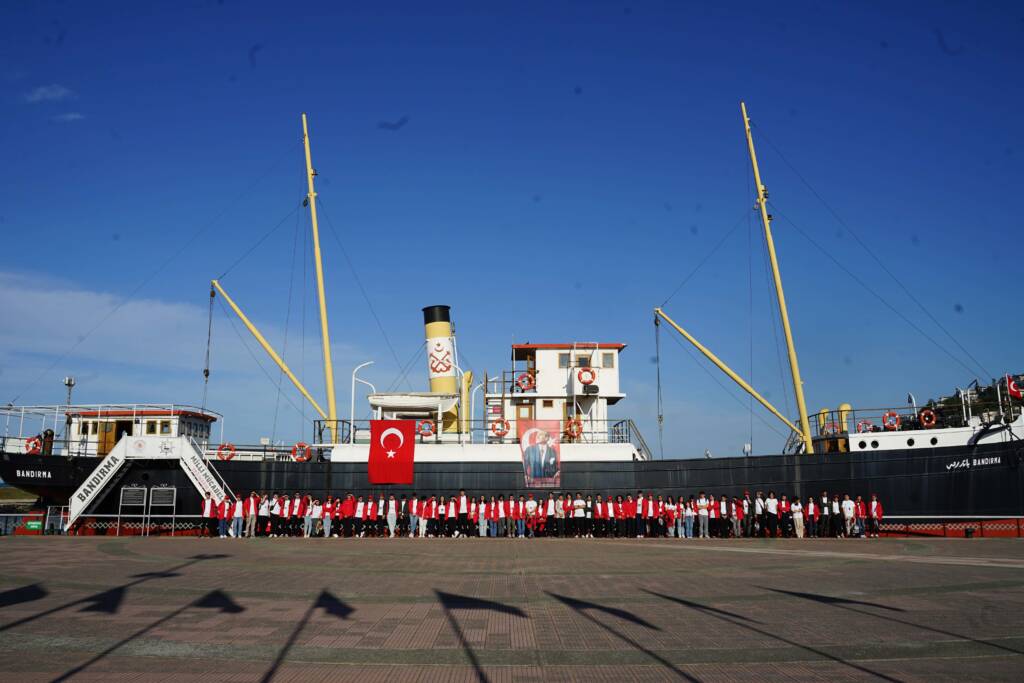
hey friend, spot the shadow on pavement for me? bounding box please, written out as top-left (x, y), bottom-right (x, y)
top-left (761, 586), bottom-right (1023, 656)
top-left (0, 584), bottom-right (48, 609)
top-left (436, 590), bottom-right (527, 683)
top-left (547, 591), bottom-right (698, 682)
top-left (0, 554), bottom-right (229, 632)
top-left (643, 589), bottom-right (902, 683)
top-left (260, 589), bottom-right (353, 683)
top-left (52, 589), bottom-right (245, 682)
top-left (763, 587), bottom-right (904, 612)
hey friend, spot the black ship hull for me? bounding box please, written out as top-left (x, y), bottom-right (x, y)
top-left (2, 440), bottom-right (1022, 517)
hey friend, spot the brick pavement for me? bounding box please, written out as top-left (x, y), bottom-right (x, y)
top-left (0, 536), bottom-right (1022, 681)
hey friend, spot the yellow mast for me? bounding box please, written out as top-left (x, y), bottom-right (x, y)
top-left (211, 280), bottom-right (327, 420)
top-left (740, 102), bottom-right (814, 454)
top-left (654, 308), bottom-right (802, 436)
top-left (302, 113), bottom-right (339, 443)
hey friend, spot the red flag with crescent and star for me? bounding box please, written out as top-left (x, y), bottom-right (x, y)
top-left (1008, 374), bottom-right (1023, 400)
top-left (368, 420), bottom-right (416, 485)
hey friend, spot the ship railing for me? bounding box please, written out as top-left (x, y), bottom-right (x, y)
top-left (807, 400), bottom-right (1015, 438)
top-left (0, 403), bottom-right (225, 450)
top-left (335, 418), bottom-right (648, 451)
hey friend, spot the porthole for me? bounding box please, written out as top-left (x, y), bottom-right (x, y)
top-left (930, 437), bottom-right (938, 446)
top-left (907, 438), bottom-right (915, 447)
top-left (858, 441), bottom-right (867, 449)
top-left (870, 440), bottom-right (879, 449)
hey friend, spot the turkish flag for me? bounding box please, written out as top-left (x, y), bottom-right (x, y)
top-left (368, 420), bottom-right (416, 485)
top-left (1008, 375), bottom-right (1023, 400)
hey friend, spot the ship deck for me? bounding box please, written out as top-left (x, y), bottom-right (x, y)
top-left (1, 536), bottom-right (1022, 681)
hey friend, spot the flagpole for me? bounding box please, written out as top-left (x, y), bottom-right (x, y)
top-left (995, 378), bottom-right (1003, 421)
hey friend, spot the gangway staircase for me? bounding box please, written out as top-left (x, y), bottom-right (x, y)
top-left (66, 435), bottom-right (233, 529)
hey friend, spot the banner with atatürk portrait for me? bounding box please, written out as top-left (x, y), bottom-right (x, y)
top-left (517, 419), bottom-right (561, 488)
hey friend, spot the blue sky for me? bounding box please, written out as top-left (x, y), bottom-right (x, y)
top-left (1, 1), bottom-right (1022, 456)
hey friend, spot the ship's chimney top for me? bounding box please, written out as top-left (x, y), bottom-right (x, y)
top-left (422, 305), bottom-right (451, 325)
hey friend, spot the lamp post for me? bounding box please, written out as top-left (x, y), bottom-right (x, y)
top-left (63, 376), bottom-right (76, 406)
top-left (350, 362), bottom-right (375, 444)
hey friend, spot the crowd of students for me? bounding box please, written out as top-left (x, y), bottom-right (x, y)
top-left (199, 489), bottom-right (886, 539)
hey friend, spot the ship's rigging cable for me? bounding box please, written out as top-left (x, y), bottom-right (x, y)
top-left (201, 285), bottom-right (215, 412)
top-left (770, 205), bottom-right (985, 380)
top-left (660, 210), bottom-right (749, 308)
top-left (760, 221), bottom-right (793, 421)
top-left (315, 196), bottom-right (413, 391)
top-left (751, 121), bottom-right (991, 380)
top-left (664, 330), bottom-right (787, 439)
top-left (270, 210), bottom-right (304, 444)
top-left (215, 296), bottom-right (308, 421)
top-left (385, 344), bottom-right (427, 394)
top-left (7, 143), bottom-right (300, 405)
top-left (215, 203), bottom-right (303, 281)
top-left (746, 156), bottom-right (755, 453)
top-left (654, 316), bottom-right (664, 459)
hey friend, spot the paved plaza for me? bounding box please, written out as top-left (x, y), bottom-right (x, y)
top-left (0, 536), bottom-right (1022, 681)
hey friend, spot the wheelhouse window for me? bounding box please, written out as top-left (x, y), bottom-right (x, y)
top-left (79, 421), bottom-right (88, 436)
top-left (160, 420), bottom-right (171, 435)
top-left (602, 352), bottom-right (615, 369)
top-left (576, 354), bottom-right (591, 368)
top-left (90, 421), bottom-right (98, 435)
top-left (146, 421), bottom-right (157, 435)
top-left (558, 353), bottom-right (570, 369)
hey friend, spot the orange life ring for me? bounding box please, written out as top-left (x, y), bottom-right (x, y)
top-left (490, 419), bottom-right (510, 438)
top-left (856, 420), bottom-right (873, 434)
top-left (577, 367), bottom-right (597, 385)
top-left (564, 418), bottom-right (583, 438)
top-left (291, 442), bottom-right (312, 462)
top-left (882, 411), bottom-right (901, 431)
top-left (417, 419), bottom-right (436, 437)
top-left (919, 408), bottom-right (937, 429)
top-left (216, 443), bottom-right (236, 461)
top-left (516, 372), bottom-right (535, 392)
top-left (24, 437), bottom-right (42, 455)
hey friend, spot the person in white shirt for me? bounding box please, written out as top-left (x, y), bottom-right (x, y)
top-left (696, 491), bottom-right (709, 539)
top-left (458, 490), bottom-right (469, 537)
top-left (477, 496), bottom-right (488, 537)
top-left (765, 491), bottom-right (779, 538)
top-left (831, 495), bottom-right (843, 537)
top-left (386, 495), bottom-right (399, 538)
top-left (545, 494), bottom-right (556, 537)
top-left (665, 498), bottom-right (678, 537)
top-left (790, 498), bottom-right (804, 538)
top-left (683, 496), bottom-right (695, 538)
top-left (309, 500), bottom-right (323, 537)
top-left (354, 496), bottom-right (366, 537)
top-left (805, 497), bottom-right (818, 537)
top-left (755, 492), bottom-right (766, 537)
top-left (841, 494), bottom-right (856, 537)
top-left (525, 495), bottom-right (538, 537)
top-left (573, 494), bottom-right (586, 537)
top-left (201, 492), bottom-right (216, 538)
top-left (270, 494), bottom-right (283, 537)
top-left (257, 494), bottom-right (271, 537)
top-left (231, 497), bottom-right (244, 538)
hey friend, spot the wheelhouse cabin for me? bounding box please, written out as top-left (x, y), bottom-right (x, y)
top-left (485, 343), bottom-right (626, 444)
top-left (67, 406), bottom-right (218, 456)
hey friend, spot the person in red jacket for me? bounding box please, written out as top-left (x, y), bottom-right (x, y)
top-left (854, 496), bottom-right (868, 538)
top-left (321, 496), bottom-right (334, 538)
top-left (593, 495), bottom-right (605, 538)
top-left (867, 494), bottom-right (884, 538)
top-left (216, 496), bottom-right (230, 538)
